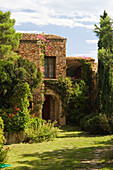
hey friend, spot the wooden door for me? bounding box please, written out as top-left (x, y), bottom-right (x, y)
top-left (42, 95), bottom-right (50, 120)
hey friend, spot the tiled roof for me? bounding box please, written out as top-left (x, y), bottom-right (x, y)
top-left (66, 56), bottom-right (95, 61)
top-left (21, 33), bottom-right (67, 40)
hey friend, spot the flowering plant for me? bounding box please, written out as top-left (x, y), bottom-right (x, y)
top-left (34, 34), bottom-right (51, 115)
top-left (36, 34), bottom-right (50, 55)
top-left (24, 118), bottom-right (58, 142)
top-left (0, 145), bottom-right (11, 164)
top-left (0, 117), bottom-right (11, 165)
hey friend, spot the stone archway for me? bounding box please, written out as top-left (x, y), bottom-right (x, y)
top-left (42, 88), bottom-right (66, 125)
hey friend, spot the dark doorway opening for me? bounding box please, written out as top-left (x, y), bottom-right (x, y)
top-left (42, 95), bottom-right (50, 120)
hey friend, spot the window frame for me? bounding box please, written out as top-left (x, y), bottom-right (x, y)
top-left (44, 56), bottom-right (56, 79)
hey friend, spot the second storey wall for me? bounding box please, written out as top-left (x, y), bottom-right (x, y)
top-left (18, 40), bottom-right (41, 69)
top-left (17, 36), bottom-right (67, 79)
top-left (46, 39), bottom-right (66, 79)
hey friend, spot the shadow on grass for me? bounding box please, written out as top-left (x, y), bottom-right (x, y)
top-left (58, 125), bottom-right (103, 138)
top-left (7, 126), bottom-right (113, 170)
top-left (57, 131), bottom-right (97, 138)
top-left (8, 145), bottom-right (113, 170)
top-left (95, 138), bottom-right (113, 146)
top-left (59, 125), bottom-right (82, 132)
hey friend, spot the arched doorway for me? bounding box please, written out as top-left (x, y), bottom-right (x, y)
top-left (42, 94), bottom-right (59, 122)
top-left (42, 95), bottom-right (51, 120)
top-left (42, 88), bottom-right (66, 125)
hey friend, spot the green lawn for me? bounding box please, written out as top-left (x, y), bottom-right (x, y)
top-left (6, 126), bottom-right (113, 170)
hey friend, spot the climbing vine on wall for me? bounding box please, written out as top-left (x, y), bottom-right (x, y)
top-left (45, 77), bottom-right (89, 124)
top-left (81, 59), bottom-right (93, 91)
top-left (44, 57), bottom-right (95, 124)
top-left (32, 35), bottom-right (51, 116)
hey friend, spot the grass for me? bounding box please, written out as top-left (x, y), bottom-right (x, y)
top-left (6, 125), bottom-right (113, 170)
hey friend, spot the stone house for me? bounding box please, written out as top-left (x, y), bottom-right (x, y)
top-left (17, 33), bottom-right (97, 125)
top-left (17, 33), bottom-right (67, 125)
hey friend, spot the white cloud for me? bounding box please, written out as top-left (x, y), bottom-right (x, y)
top-left (1, 0), bottom-right (113, 29)
top-left (11, 11), bottom-right (95, 29)
top-left (86, 40), bottom-right (98, 44)
top-left (16, 30), bottom-right (42, 33)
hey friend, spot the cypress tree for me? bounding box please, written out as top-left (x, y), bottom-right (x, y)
top-left (94, 11), bottom-right (113, 116)
top-left (0, 10), bottom-right (22, 58)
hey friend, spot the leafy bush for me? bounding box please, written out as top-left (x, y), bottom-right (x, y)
top-left (75, 113), bottom-right (87, 125)
top-left (24, 118), bottom-right (59, 143)
top-left (0, 56), bottom-right (42, 134)
top-left (0, 117), bottom-right (5, 144)
top-left (80, 113), bottom-right (97, 130)
top-left (0, 107), bottom-right (30, 133)
top-left (0, 117), bottom-right (11, 165)
top-left (0, 116), bottom-right (4, 132)
top-left (109, 117), bottom-right (113, 133)
top-left (83, 113), bottom-right (111, 135)
top-left (68, 111), bottom-right (86, 126)
top-left (0, 145), bottom-right (11, 164)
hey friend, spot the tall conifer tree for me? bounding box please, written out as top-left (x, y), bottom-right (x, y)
top-left (0, 10), bottom-right (22, 58)
top-left (94, 11), bottom-right (113, 115)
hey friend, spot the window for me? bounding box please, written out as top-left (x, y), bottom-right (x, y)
top-left (44, 57), bottom-right (56, 78)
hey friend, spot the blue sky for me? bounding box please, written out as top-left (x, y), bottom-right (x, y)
top-left (1, 0), bottom-right (113, 62)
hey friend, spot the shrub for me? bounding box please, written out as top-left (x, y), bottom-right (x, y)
top-left (109, 117), bottom-right (113, 133)
top-left (80, 113), bottom-right (97, 130)
top-left (75, 113), bottom-right (87, 125)
top-left (0, 116), bottom-right (4, 132)
top-left (0, 108), bottom-right (30, 133)
top-left (83, 113), bottom-right (111, 135)
top-left (68, 111), bottom-right (86, 126)
top-left (0, 146), bottom-right (11, 164)
top-left (0, 116), bottom-right (11, 165)
top-left (0, 116), bottom-right (5, 144)
top-left (24, 118), bottom-right (59, 143)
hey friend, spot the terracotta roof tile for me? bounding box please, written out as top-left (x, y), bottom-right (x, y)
top-left (66, 56), bottom-right (95, 61)
top-left (21, 33), bottom-right (67, 40)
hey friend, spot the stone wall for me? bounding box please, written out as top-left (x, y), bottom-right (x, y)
top-left (46, 39), bottom-right (67, 78)
top-left (16, 33), bottom-right (67, 124)
top-left (18, 40), bottom-right (40, 69)
top-left (5, 131), bottom-right (25, 144)
top-left (17, 33), bottom-right (67, 79)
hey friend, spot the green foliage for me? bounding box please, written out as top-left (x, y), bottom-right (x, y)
top-left (83, 113), bottom-right (111, 135)
top-left (45, 78), bottom-right (89, 125)
top-left (80, 113), bottom-right (98, 130)
top-left (94, 11), bottom-right (113, 117)
top-left (0, 108), bottom-right (30, 133)
top-left (0, 56), bottom-right (41, 133)
top-left (98, 49), bottom-right (113, 115)
top-left (0, 10), bottom-right (22, 58)
top-left (68, 80), bottom-right (89, 125)
top-left (0, 117), bottom-right (5, 144)
top-left (81, 59), bottom-right (93, 91)
top-left (35, 35), bottom-right (50, 115)
top-left (0, 56), bottom-right (40, 107)
top-left (24, 118), bottom-right (59, 142)
top-left (0, 117), bottom-right (4, 133)
top-left (0, 10), bottom-right (43, 136)
top-left (45, 77), bottom-right (73, 112)
top-left (0, 145), bottom-right (11, 165)
top-left (94, 10), bottom-right (113, 51)
top-left (0, 117), bottom-right (10, 165)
